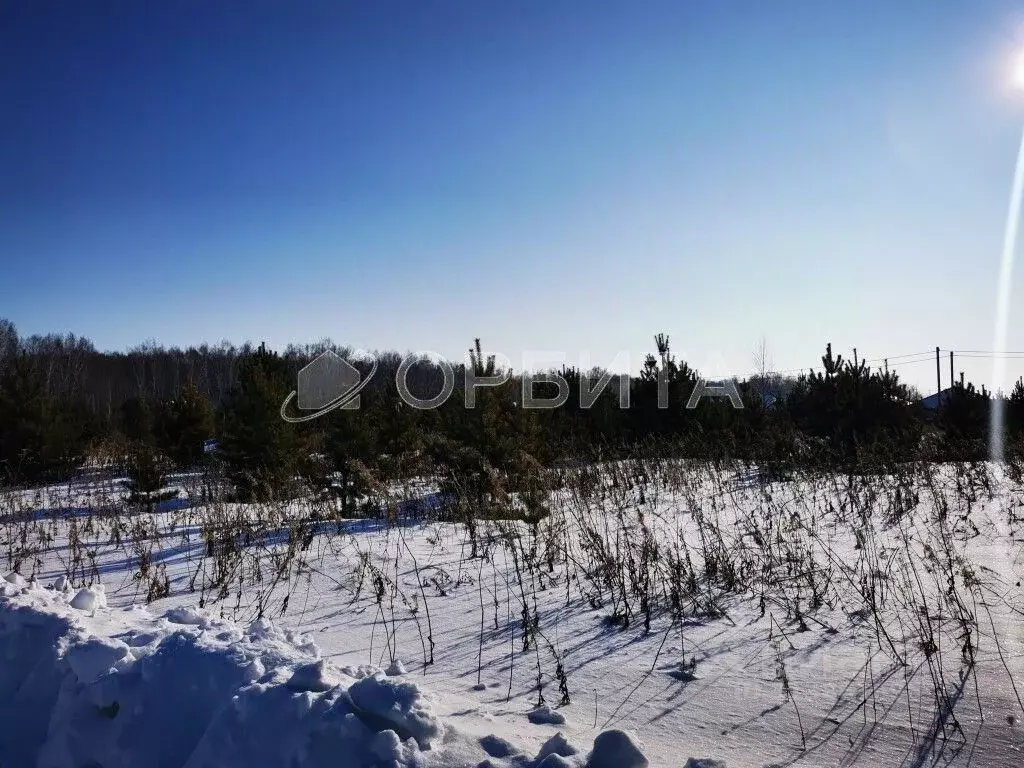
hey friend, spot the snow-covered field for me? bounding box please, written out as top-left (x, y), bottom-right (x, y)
top-left (3, 460), bottom-right (1024, 767)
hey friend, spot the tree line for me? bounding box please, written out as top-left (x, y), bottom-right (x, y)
top-left (1, 319), bottom-right (1023, 506)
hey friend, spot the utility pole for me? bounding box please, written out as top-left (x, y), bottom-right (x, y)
top-left (853, 347), bottom-right (858, 367)
top-left (935, 346), bottom-right (941, 397)
top-left (884, 358), bottom-right (888, 375)
top-left (949, 351), bottom-right (954, 392)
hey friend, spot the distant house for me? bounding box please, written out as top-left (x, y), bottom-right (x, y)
top-left (919, 388), bottom-right (954, 412)
top-left (749, 389), bottom-right (780, 408)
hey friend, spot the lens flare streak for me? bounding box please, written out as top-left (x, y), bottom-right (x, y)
top-left (990, 125), bottom-right (1024, 461)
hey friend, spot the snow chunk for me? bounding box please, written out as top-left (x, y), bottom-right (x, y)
top-left (683, 760), bottom-right (727, 768)
top-left (537, 731), bottom-right (578, 760)
top-left (586, 729), bottom-right (648, 768)
top-left (537, 755), bottom-right (575, 768)
top-left (286, 659), bottom-right (339, 693)
top-left (479, 733), bottom-right (518, 758)
top-left (528, 704), bottom-right (566, 725)
top-left (386, 658), bottom-right (407, 676)
top-left (4, 572), bottom-right (26, 587)
top-left (165, 605), bottom-right (205, 626)
top-left (244, 657), bottom-right (265, 683)
top-left (347, 671), bottom-right (442, 749)
top-left (368, 729), bottom-right (420, 764)
top-left (246, 616), bottom-right (319, 658)
top-left (248, 616), bottom-right (276, 639)
top-left (64, 636), bottom-right (132, 683)
top-left (122, 630), bottom-right (161, 647)
top-left (69, 584), bottom-right (106, 611)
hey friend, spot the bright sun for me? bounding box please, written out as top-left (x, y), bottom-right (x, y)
top-left (1014, 50), bottom-right (1024, 89)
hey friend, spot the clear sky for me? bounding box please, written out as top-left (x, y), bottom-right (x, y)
top-left (4, 1), bottom-right (1024, 393)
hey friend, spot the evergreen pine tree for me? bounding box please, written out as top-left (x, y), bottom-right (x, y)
top-left (119, 395), bottom-right (157, 444)
top-left (220, 343), bottom-right (312, 500)
top-left (937, 380), bottom-right (989, 451)
top-left (1010, 378), bottom-right (1024, 440)
top-left (0, 355), bottom-right (89, 484)
top-left (632, 333), bottom-right (698, 441)
top-left (323, 405), bottom-right (375, 516)
top-left (124, 440), bottom-right (175, 507)
top-left (786, 343), bottom-right (920, 464)
top-left (159, 382), bottom-right (215, 467)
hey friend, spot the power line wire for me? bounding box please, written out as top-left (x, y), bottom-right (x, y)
top-left (863, 350), bottom-right (935, 363)
top-left (734, 347), bottom-right (1024, 382)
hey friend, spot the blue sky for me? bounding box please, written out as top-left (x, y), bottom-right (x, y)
top-left (3, 1), bottom-right (1024, 393)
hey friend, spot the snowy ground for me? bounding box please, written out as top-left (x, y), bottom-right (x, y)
top-left (3, 461), bottom-right (1024, 767)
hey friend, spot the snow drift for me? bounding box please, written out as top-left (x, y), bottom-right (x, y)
top-left (0, 576), bottom-right (669, 768)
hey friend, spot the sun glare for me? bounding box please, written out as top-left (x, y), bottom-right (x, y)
top-left (1014, 50), bottom-right (1024, 89)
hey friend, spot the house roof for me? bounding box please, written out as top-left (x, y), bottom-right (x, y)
top-left (919, 388), bottom-right (954, 411)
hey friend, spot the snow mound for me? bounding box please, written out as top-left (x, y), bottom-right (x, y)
top-left (479, 733), bottom-right (518, 758)
top-left (0, 584), bottom-right (541, 767)
top-left (286, 659), bottom-right (340, 692)
top-left (348, 671), bottom-right (443, 749)
top-left (164, 605), bottom-right (206, 625)
top-left (683, 760), bottom-right (727, 768)
top-left (69, 583), bottom-right (106, 611)
top-left (585, 729), bottom-right (648, 768)
top-left (528, 704), bottom-right (566, 725)
top-left (536, 755), bottom-right (575, 768)
top-left (537, 731), bottom-right (578, 760)
top-left (64, 636), bottom-right (133, 683)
